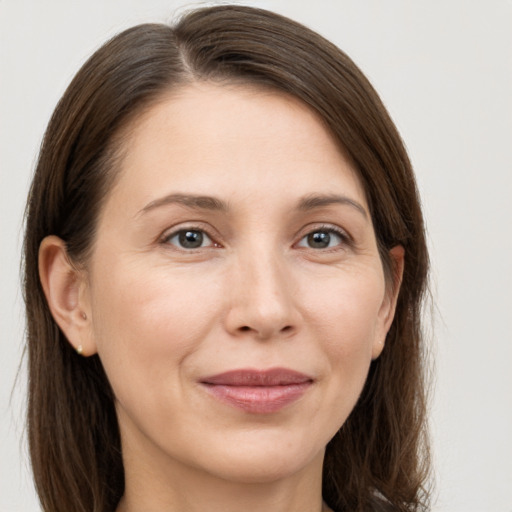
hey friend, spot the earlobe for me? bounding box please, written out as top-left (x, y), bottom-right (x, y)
top-left (372, 245), bottom-right (405, 360)
top-left (38, 235), bottom-right (96, 356)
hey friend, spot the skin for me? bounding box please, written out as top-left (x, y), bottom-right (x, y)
top-left (39, 83), bottom-right (403, 512)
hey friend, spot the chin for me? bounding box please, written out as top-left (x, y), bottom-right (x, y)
top-left (213, 460), bottom-right (309, 485)
top-left (196, 439), bottom-right (325, 484)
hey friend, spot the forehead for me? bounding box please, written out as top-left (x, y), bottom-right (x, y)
top-left (105, 82), bottom-right (367, 213)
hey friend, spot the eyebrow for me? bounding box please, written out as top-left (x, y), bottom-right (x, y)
top-left (138, 193), bottom-right (229, 216)
top-left (298, 193), bottom-right (368, 219)
top-left (137, 192), bottom-right (367, 219)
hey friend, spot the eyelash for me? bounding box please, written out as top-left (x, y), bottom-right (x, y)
top-left (160, 224), bottom-right (351, 251)
top-left (161, 226), bottom-right (220, 250)
top-left (296, 225), bottom-right (352, 251)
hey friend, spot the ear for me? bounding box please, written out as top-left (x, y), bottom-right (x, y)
top-left (372, 245), bottom-right (405, 360)
top-left (38, 235), bottom-right (97, 356)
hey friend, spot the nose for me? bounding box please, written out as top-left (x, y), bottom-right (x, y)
top-left (224, 250), bottom-right (300, 340)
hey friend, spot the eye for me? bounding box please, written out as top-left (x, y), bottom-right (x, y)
top-left (164, 229), bottom-right (215, 249)
top-left (297, 229), bottom-right (346, 249)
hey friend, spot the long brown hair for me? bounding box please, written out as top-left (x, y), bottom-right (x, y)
top-left (23, 5), bottom-right (430, 511)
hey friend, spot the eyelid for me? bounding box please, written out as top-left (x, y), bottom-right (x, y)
top-left (158, 222), bottom-right (352, 251)
top-left (159, 223), bottom-right (222, 249)
top-left (294, 223), bottom-right (353, 248)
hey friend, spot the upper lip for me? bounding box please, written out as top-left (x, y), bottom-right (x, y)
top-left (200, 368), bottom-right (313, 386)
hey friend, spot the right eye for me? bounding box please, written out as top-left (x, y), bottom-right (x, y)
top-left (164, 229), bottom-right (215, 250)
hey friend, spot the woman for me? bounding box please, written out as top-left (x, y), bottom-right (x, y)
top-left (24, 5), bottom-right (430, 512)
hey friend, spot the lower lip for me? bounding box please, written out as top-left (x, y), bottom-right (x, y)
top-left (201, 382), bottom-right (312, 414)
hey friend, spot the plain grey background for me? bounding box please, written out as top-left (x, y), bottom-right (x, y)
top-left (1, 1), bottom-right (511, 511)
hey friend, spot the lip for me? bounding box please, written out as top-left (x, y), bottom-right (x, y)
top-left (199, 368), bottom-right (314, 414)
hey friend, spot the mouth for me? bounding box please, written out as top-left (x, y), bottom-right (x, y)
top-left (199, 368), bottom-right (314, 414)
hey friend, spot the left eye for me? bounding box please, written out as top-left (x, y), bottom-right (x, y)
top-left (165, 229), bottom-right (214, 249)
top-left (297, 229), bottom-right (344, 249)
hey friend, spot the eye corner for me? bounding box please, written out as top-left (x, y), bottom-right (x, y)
top-left (161, 227), bottom-right (222, 251)
top-left (294, 225), bottom-right (352, 251)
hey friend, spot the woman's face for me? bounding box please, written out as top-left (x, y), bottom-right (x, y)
top-left (82, 83), bottom-right (400, 484)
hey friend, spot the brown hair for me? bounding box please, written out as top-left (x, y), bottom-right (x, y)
top-left (23, 5), bottom-right (430, 512)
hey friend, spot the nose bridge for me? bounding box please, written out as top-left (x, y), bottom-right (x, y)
top-left (227, 242), bottom-right (298, 339)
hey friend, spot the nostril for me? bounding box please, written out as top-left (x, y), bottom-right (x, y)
top-left (235, 324), bottom-right (295, 337)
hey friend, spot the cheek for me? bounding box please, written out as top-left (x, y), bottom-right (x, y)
top-left (301, 267), bottom-right (385, 404)
top-left (92, 255), bottom-right (218, 336)
top-left (88, 259), bottom-right (221, 402)
top-left (304, 267), bottom-right (384, 351)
